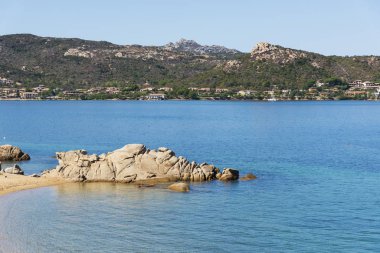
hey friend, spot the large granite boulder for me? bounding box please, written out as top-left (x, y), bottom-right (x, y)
top-left (168, 182), bottom-right (190, 192)
top-left (3, 164), bottom-right (24, 175)
top-left (0, 145), bottom-right (30, 161)
top-left (43, 144), bottom-right (240, 183)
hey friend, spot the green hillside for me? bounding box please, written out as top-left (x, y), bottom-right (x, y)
top-left (0, 34), bottom-right (379, 90)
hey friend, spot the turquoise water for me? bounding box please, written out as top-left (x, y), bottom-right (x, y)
top-left (0, 101), bottom-right (380, 252)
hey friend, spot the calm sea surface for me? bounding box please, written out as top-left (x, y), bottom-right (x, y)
top-left (0, 100), bottom-right (380, 252)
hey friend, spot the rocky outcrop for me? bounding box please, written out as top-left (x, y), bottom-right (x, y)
top-left (43, 144), bottom-right (240, 183)
top-left (251, 42), bottom-right (308, 64)
top-left (3, 164), bottom-right (24, 175)
top-left (220, 60), bottom-right (242, 73)
top-left (218, 168), bottom-right (239, 181)
top-left (252, 42), bottom-right (279, 54)
top-left (164, 38), bottom-right (241, 56)
top-left (168, 182), bottom-right (190, 192)
top-left (64, 48), bottom-right (94, 58)
top-left (0, 145), bottom-right (30, 161)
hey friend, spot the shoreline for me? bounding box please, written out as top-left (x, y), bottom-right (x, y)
top-left (0, 98), bottom-right (379, 102)
top-left (0, 174), bottom-right (196, 196)
top-left (0, 174), bottom-right (67, 196)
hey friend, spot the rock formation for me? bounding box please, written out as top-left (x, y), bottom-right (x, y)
top-left (43, 144), bottom-right (240, 183)
top-left (168, 182), bottom-right (190, 192)
top-left (3, 164), bottom-right (24, 175)
top-left (163, 38), bottom-right (241, 56)
top-left (0, 145), bottom-right (30, 161)
top-left (218, 168), bottom-right (239, 181)
top-left (64, 48), bottom-right (94, 58)
top-left (251, 42), bottom-right (307, 64)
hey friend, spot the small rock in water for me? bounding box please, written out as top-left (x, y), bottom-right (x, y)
top-left (137, 183), bottom-right (155, 188)
top-left (240, 173), bottom-right (257, 181)
top-left (219, 168), bottom-right (239, 181)
top-left (4, 164), bottom-right (24, 175)
top-left (168, 182), bottom-right (190, 192)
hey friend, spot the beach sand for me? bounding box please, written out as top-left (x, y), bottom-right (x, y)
top-left (0, 173), bottom-right (66, 196)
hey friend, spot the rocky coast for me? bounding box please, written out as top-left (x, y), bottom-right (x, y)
top-left (43, 144), bottom-right (241, 183)
top-left (0, 144), bottom-right (65, 195)
top-left (0, 144), bottom-right (255, 195)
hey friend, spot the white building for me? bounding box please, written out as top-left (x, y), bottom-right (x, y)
top-left (374, 88), bottom-right (380, 99)
top-left (33, 85), bottom-right (49, 94)
top-left (237, 90), bottom-right (254, 96)
top-left (316, 81), bottom-right (325, 87)
top-left (158, 87), bottom-right (173, 92)
top-left (198, 88), bottom-right (211, 93)
top-left (362, 81), bottom-right (377, 88)
top-left (140, 87), bottom-right (154, 92)
top-left (106, 87), bottom-right (121, 94)
top-left (145, 93), bottom-right (166, 100)
top-left (215, 88), bottom-right (229, 93)
top-left (20, 92), bottom-right (39, 99)
top-left (351, 80), bottom-right (363, 86)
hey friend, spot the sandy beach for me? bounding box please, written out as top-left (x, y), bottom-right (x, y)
top-left (0, 173), bottom-right (66, 196)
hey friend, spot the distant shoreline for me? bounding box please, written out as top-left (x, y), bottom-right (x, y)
top-left (0, 98), bottom-right (379, 102)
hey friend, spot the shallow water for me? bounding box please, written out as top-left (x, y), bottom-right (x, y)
top-left (0, 101), bottom-right (380, 252)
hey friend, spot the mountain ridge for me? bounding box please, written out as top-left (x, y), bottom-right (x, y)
top-left (2, 33), bottom-right (378, 56)
top-left (0, 34), bottom-right (379, 90)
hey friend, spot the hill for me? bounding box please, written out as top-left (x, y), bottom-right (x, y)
top-left (0, 34), bottom-right (379, 90)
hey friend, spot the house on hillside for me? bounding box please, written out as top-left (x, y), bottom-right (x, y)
top-left (140, 87), bottom-right (154, 92)
top-left (158, 87), bottom-right (173, 92)
top-left (237, 90), bottom-right (254, 96)
top-left (106, 87), bottom-right (121, 94)
top-left (144, 93), bottom-right (166, 100)
top-left (215, 88), bottom-right (229, 93)
top-left (20, 92), bottom-right (39, 99)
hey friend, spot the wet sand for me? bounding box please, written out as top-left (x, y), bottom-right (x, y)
top-left (0, 173), bottom-right (67, 196)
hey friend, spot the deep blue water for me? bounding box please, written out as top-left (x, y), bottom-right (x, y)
top-left (0, 100), bottom-right (380, 252)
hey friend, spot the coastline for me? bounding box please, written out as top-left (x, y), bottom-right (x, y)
top-left (0, 174), bottom-right (67, 196)
top-left (0, 98), bottom-right (379, 102)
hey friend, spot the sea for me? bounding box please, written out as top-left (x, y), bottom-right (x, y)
top-left (0, 100), bottom-right (379, 252)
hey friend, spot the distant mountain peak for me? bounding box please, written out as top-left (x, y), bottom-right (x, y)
top-left (163, 39), bottom-right (241, 56)
top-left (164, 38), bottom-right (201, 51)
top-left (176, 38), bottom-right (201, 47)
top-left (252, 42), bottom-right (281, 54)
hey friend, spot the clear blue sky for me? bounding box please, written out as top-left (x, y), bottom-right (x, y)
top-left (1, 0), bottom-right (379, 55)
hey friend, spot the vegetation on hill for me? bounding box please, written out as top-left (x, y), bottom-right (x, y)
top-left (0, 34), bottom-right (379, 90)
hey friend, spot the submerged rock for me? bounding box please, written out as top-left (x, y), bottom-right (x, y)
top-left (3, 164), bottom-right (24, 175)
top-left (43, 144), bottom-right (240, 184)
top-left (240, 173), bottom-right (257, 181)
top-left (168, 182), bottom-right (190, 192)
top-left (0, 145), bottom-right (30, 161)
